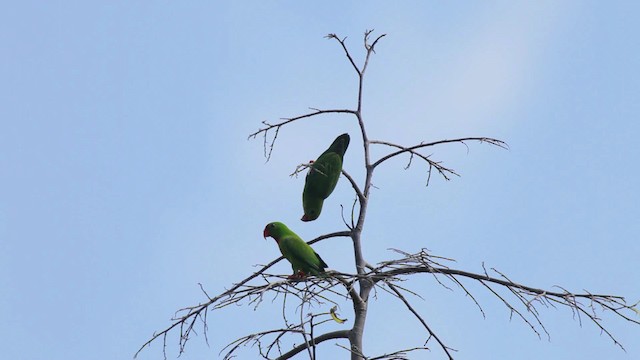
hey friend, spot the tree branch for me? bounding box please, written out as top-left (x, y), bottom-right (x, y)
top-left (361, 30), bottom-right (386, 76)
top-left (369, 140), bottom-right (461, 185)
top-left (369, 346), bottom-right (430, 360)
top-left (368, 249), bottom-right (639, 350)
top-left (276, 330), bottom-right (351, 360)
top-left (370, 137), bottom-right (508, 170)
top-left (342, 169), bottom-right (365, 203)
top-left (325, 34), bottom-right (361, 75)
top-left (387, 283), bottom-right (455, 360)
top-left (248, 108), bottom-right (357, 161)
top-left (134, 231), bottom-right (351, 359)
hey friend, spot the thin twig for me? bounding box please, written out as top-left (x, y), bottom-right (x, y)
top-left (248, 109), bottom-right (357, 161)
top-left (388, 284), bottom-right (455, 360)
top-left (371, 137), bottom-right (508, 171)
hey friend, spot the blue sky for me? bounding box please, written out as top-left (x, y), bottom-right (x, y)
top-left (1, 1), bottom-right (639, 359)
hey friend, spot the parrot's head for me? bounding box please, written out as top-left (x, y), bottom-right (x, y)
top-left (300, 199), bottom-right (323, 222)
top-left (300, 212), bottom-right (316, 222)
top-left (302, 196), bottom-right (323, 222)
top-left (263, 222), bottom-right (286, 242)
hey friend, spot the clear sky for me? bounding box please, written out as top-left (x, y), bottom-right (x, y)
top-left (1, 1), bottom-right (639, 360)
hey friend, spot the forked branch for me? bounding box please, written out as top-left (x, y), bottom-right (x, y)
top-left (325, 30), bottom-right (386, 76)
top-left (134, 231), bottom-right (351, 359)
top-left (370, 249), bottom-right (640, 352)
top-left (371, 138), bottom-right (508, 172)
top-left (222, 308), bottom-right (350, 360)
top-left (248, 109), bottom-right (357, 161)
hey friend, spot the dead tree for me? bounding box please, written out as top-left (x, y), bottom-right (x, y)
top-left (136, 30), bottom-right (639, 360)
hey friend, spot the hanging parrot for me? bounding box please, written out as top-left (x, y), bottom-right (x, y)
top-left (301, 133), bottom-right (350, 222)
top-left (263, 222), bottom-right (328, 278)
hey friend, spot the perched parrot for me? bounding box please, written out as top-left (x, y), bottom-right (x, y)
top-left (301, 133), bottom-right (350, 222)
top-left (263, 222), bottom-right (328, 278)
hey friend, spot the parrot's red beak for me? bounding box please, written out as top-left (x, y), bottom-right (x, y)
top-left (301, 214), bottom-right (310, 222)
top-left (263, 227), bottom-right (269, 239)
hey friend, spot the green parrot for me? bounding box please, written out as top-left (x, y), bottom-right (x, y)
top-left (301, 133), bottom-right (350, 222)
top-left (263, 222), bottom-right (328, 278)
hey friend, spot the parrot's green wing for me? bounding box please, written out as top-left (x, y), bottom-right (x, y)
top-left (306, 152), bottom-right (343, 198)
top-left (301, 133), bottom-right (350, 222)
top-left (302, 153), bottom-right (342, 220)
top-left (279, 234), bottom-right (328, 276)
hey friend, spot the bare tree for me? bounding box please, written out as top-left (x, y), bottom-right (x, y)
top-left (136, 31), bottom-right (639, 360)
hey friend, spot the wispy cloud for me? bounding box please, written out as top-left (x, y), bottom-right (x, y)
top-left (410, 2), bottom-right (577, 134)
